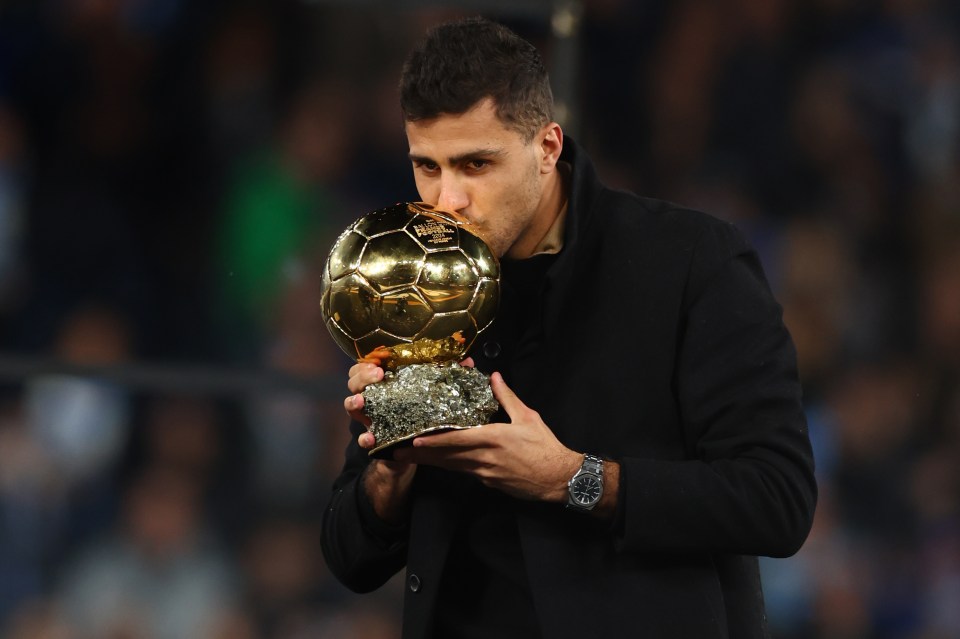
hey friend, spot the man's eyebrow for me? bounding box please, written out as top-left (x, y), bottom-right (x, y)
top-left (408, 147), bottom-right (506, 165)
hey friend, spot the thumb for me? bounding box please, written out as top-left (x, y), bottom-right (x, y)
top-left (490, 371), bottom-right (525, 421)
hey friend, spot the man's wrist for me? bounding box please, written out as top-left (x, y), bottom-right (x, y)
top-left (591, 459), bottom-right (619, 520)
top-left (361, 459), bottom-right (416, 525)
top-left (563, 455), bottom-right (620, 520)
top-left (554, 450), bottom-right (586, 502)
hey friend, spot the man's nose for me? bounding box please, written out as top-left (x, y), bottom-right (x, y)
top-left (436, 178), bottom-right (469, 213)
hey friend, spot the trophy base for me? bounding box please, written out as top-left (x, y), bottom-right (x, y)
top-left (362, 362), bottom-right (499, 459)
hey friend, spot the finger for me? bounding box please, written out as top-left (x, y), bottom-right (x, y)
top-left (490, 372), bottom-right (525, 420)
top-left (398, 443), bottom-right (489, 472)
top-left (459, 356), bottom-right (475, 368)
top-left (348, 361), bottom-right (383, 381)
top-left (357, 431), bottom-right (376, 449)
top-left (411, 425), bottom-right (491, 449)
top-left (344, 393), bottom-right (371, 427)
top-left (348, 361), bottom-right (370, 378)
top-left (344, 393), bottom-right (365, 412)
top-left (347, 363), bottom-right (384, 394)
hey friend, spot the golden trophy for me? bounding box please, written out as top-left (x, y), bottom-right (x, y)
top-left (320, 202), bottom-right (500, 457)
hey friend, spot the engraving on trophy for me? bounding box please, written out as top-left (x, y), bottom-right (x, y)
top-left (412, 220), bottom-right (457, 245)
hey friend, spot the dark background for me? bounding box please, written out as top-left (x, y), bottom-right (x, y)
top-left (0, 1), bottom-right (959, 637)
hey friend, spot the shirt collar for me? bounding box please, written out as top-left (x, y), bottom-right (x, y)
top-left (529, 161), bottom-right (571, 256)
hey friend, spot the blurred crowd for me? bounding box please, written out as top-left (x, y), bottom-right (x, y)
top-left (0, 1), bottom-right (958, 638)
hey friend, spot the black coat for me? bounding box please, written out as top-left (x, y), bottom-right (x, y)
top-left (321, 139), bottom-right (817, 639)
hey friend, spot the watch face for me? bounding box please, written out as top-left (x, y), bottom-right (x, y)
top-left (571, 475), bottom-right (602, 505)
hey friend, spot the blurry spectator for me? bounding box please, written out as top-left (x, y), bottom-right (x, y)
top-left (56, 463), bottom-right (238, 639)
top-left (15, 0), bottom-right (159, 351)
top-left (228, 510), bottom-right (403, 638)
top-left (0, 397), bottom-right (61, 624)
top-left (142, 395), bottom-right (222, 479)
top-left (904, 21), bottom-right (960, 186)
top-left (914, 471), bottom-right (960, 638)
top-left (134, 393), bottom-right (252, 543)
top-left (0, 303), bottom-right (134, 621)
top-left (777, 218), bottom-right (858, 397)
top-left (645, 0), bottom-right (724, 193)
top-left (203, 4), bottom-right (283, 169)
top-left (762, 491), bottom-right (873, 639)
top-left (213, 79), bottom-right (355, 362)
top-left (245, 364), bottom-right (330, 508)
top-left (1, 598), bottom-right (71, 639)
top-left (245, 254), bottom-right (351, 508)
top-left (238, 514), bottom-right (325, 637)
top-left (26, 304), bottom-right (133, 485)
top-left (918, 235), bottom-right (960, 367)
top-left (828, 359), bottom-right (925, 539)
top-left (787, 61), bottom-right (892, 237)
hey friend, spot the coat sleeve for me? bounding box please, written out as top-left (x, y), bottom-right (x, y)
top-left (320, 420), bottom-right (410, 592)
top-left (615, 220), bottom-right (817, 558)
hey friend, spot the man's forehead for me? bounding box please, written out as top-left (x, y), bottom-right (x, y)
top-left (406, 122), bottom-right (522, 163)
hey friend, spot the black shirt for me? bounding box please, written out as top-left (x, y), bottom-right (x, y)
top-left (429, 253), bottom-right (556, 638)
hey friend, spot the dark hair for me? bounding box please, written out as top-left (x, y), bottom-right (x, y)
top-left (400, 17), bottom-right (554, 141)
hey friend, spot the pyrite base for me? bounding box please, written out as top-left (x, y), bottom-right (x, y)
top-left (362, 361), bottom-right (499, 459)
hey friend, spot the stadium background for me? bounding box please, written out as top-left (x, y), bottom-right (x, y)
top-left (1, 1), bottom-right (959, 637)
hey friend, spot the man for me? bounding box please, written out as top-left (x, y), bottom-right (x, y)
top-left (321, 16), bottom-right (816, 639)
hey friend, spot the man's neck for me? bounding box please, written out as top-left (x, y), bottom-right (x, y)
top-left (505, 166), bottom-right (569, 260)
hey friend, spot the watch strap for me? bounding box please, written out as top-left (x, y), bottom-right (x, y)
top-left (580, 454), bottom-right (604, 477)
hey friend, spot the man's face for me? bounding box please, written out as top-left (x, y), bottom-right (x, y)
top-left (405, 98), bottom-right (559, 258)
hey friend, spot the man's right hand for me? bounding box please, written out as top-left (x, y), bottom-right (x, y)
top-left (342, 356), bottom-right (477, 522)
top-left (344, 360), bottom-right (416, 524)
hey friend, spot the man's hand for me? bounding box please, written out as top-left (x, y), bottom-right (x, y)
top-left (393, 372), bottom-right (583, 503)
top-left (343, 360), bottom-right (415, 524)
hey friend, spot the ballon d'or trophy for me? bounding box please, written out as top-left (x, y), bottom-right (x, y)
top-left (320, 202), bottom-right (501, 458)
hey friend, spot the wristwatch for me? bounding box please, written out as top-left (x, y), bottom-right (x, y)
top-left (567, 454), bottom-right (604, 511)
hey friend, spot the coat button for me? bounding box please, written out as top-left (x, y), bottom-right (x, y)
top-left (483, 341), bottom-right (501, 359)
top-left (408, 574), bottom-right (421, 593)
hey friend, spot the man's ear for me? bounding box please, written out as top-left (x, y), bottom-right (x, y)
top-left (538, 123), bottom-right (563, 173)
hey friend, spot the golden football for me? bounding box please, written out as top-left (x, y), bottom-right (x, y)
top-left (320, 202), bottom-right (500, 370)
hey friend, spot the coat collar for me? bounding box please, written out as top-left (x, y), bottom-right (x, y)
top-left (541, 137), bottom-right (603, 341)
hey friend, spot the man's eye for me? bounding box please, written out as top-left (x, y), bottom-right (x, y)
top-left (416, 161), bottom-right (439, 173)
top-left (466, 159), bottom-right (488, 171)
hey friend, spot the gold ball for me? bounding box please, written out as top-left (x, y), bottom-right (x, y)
top-left (320, 202), bottom-right (500, 369)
